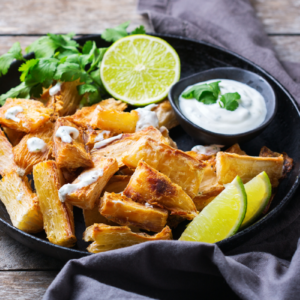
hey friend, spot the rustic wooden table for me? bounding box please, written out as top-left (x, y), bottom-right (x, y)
top-left (0, 0), bottom-right (299, 299)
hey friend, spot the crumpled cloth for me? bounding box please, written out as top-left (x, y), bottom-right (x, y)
top-left (43, 1), bottom-right (300, 299)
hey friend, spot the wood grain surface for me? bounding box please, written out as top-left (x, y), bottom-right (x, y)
top-left (0, 271), bottom-right (57, 300)
top-left (0, 0), bottom-right (299, 299)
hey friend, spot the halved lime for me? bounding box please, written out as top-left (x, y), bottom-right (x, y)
top-left (241, 171), bottom-right (272, 229)
top-left (179, 176), bottom-right (247, 243)
top-left (100, 34), bottom-right (181, 106)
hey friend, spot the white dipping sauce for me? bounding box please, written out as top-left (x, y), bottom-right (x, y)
top-left (192, 145), bottom-right (223, 155)
top-left (94, 134), bottom-right (123, 149)
top-left (94, 130), bottom-right (111, 142)
top-left (59, 169), bottom-right (104, 202)
top-left (49, 82), bottom-right (62, 96)
top-left (56, 126), bottom-right (79, 143)
top-left (27, 137), bottom-right (47, 153)
top-left (135, 104), bottom-right (159, 132)
top-left (179, 79), bottom-right (267, 134)
top-left (5, 106), bottom-right (23, 122)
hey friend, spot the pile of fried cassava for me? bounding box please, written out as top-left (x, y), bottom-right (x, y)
top-left (0, 80), bottom-right (293, 253)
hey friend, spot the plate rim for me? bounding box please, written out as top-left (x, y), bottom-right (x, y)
top-left (0, 32), bottom-right (300, 257)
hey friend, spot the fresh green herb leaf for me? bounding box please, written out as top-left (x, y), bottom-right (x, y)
top-left (182, 81), bottom-right (221, 105)
top-left (219, 92), bottom-right (241, 111)
top-left (77, 83), bottom-right (98, 95)
top-left (0, 82), bottom-right (32, 105)
top-left (26, 36), bottom-right (58, 58)
top-left (47, 33), bottom-right (79, 53)
top-left (0, 42), bottom-right (24, 76)
top-left (201, 92), bottom-right (218, 104)
top-left (30, 58), bottom-right (59, 84)
top-left (193, 84), bottom-right (214, 102)
top-left (19, 59), bottom-right (39, 82)
top-left (78, 83), bottom-right (101, 106)
top-left (131, 25), bottom-right (146, 35)
top-left (90, 69), bottom-right (105, 92)
top-left (26, 33), bottom-right (79, 58)
top-left (54, 62), bottom-right (91, 83)
top-left (181, 86), bottom-right (195, 99)
top-left (209, 81), bottom-right (221, 98)
top-left (101, 21), bottom-right (130, 42)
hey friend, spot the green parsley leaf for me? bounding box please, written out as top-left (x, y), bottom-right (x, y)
top-left (48, 33), bottom-right (79, 53)
top-left (78, 83), bottom-right (101, 106)
top-left (131, 25), bottom-right (146, 35)
top-left (201, 92), bottom-right (218, 104)
top-left (77, 83), bottom-right (98, 95)
top-left (19, 59), bottom-right (39, 82)
top-left (209, 81), bottom-right (221, 98)
top-left (101, 21), bottom-right (130, 42)
top-left (0, 42), bottom-right (24, 76)
top-left (54, 62), bottom-right (91, 83)
top-left (26, 36), bottom-right (58, 58)
top-left (182, 81), bottom-right (221, 105)
top-left (25, 33), bottom-right (79, 58)
top-left (0, 82), bottom-right (33, 105)
top-left (219, 92), bottom-right (241, 111)
top-left (31, 58), bottom-right (59, 84)
top-left (90, 69), bottom-right (105, 92)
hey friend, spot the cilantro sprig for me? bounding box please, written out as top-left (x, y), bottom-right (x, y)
top-left (182, 81), bottom-right (221, 104)
top-left (0, 21), bottom-right (145, 105)
top-left (182, 81), bottom-right (241, 111)
top-left (219, 92), bottom-right (241, 111)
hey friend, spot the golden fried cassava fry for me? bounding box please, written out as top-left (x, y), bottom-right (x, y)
top-left (225, 143), bottom-right (246, 155)
top-left (216, 152), bottom-right (283, 187)
top-left (0, 128), bottom-right (21, 176)
top-left (83, 175), bottom-right (130, 227)
top-left (90, 106), bottom-right (139, 133)
top-left (64, 157), bottom-right (118, 210)
top-left (153, 99), bottom-right (179, 130)
top-left (259, 146), bottom-right (293, 178)
top-left (13, 121), bottom-right (54, 175)
top-left (2, 126), bottom-right (25, 146)
top-left (68, 98), bottom-right (127, 128)
top-left (53, 80), bottom-right (83, 116)
top-left (91, 126), bottom-right (172, 168)
top-left (53, 118), bottom-right (93, 169)
top-left (0, 171), bottom-right (43, 233)
top-left (124, 161), bottom-right (198, 219)
top-left (100, 192), bottom-right (168, 232)
top-left (0, 98), bottom-right (53, 132)
top-left (193, 157), bottom-right (224, 211)
top-left (83, 127), bottom-right (114, 151)
top-left (33, 161), bottom-right (76, 247)
top-left (83, 224), bottom-right (172, 253)
top-left (122, 138), bottom-right (205, 198)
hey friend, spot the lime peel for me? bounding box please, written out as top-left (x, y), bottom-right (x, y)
top-left (100, 34), bottom-right (181, 106)
top-left (179, 176), bottom-right (247, 244)
top-left (241, 171), bottom-right (272, 229)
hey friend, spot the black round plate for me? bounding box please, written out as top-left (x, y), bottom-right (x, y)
top-left (0, 34), bottom-right (299, 260)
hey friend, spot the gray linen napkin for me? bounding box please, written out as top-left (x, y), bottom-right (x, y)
top-left (43, 1), bottom-right (300, 299)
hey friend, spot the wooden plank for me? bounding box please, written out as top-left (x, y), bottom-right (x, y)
top-left (0, 0), bottom-right (150, 35)
top-left (250, 0), bottom-right (300, 33)
top-left (0, 271), bottom-right (57, 300)
top-left (0, 0), bottom-right (299, 35)
top-left (0, 230), bottom-right (63, 270)
top-left (269, 36), bottom-right (300, 63)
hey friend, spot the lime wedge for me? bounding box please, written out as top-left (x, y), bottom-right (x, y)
top-left (240, 171), bottom-right (272, 229)
top-left (179, 176), bottom-right (247, 243)
top-left (100, 34), bottom-right (181, 106)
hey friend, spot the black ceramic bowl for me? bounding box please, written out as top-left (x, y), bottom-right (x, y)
top-left (169, 67), bottom-right (277, 145)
